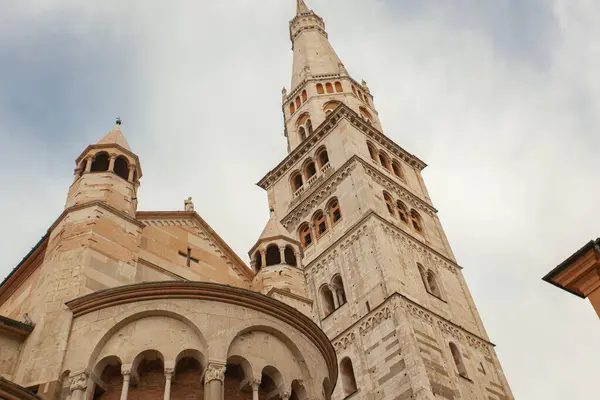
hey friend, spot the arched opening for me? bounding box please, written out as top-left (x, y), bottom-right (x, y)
top-left (323, 378), bottom-right (333, 400)
top-left (114, 156), bottom-right (129, 180)
top-left (427, 270), bottom-right (442, 298)
top-left (314, 211), bottom-right (328, 238)
top-left (306, 119), bottom-right (313, 135)
top-left (291, 380), bottom-right (308, 400)
top-left (317, 147), bottom-right (329, 168)
top-left (299, 223), bottom-right (313, 248)
top-left (291, 171), bottom-right (304, 192)
top-left (304, 160), bottom-right (317, 180)
top-left (359, 107), bottom-right (372, 123)
top-left (334, 81), bottom-right (343, 92)
top-left (302, 90), bottom-right (308, 102)
top-left (317, 83), bottom-right (325, 94)
top-left (171, 355), bottom-right (203, 399)
top-left (417, 263), bottom-right (428, 290)
top-left (323, 101), bottom-right (340, 115)
top-left (383, 192), bottom-right (395, 217)
top-left (332, 274), bottom-right (347, 306)
top-left (365, 96), bottom-right (371, 106)
top-left (320, 285), bottom-right (335, 316)
top-left (260, 366), bottom-right (284, 399)
top-left (224, 356), bottom-right (253, 400)
top-left (450, 342), bottom-right (469, 378)
top-left (340, 358), bottom-right (358, 396)
top-left (298, 126), bottom-right (307, 141)
top-left (328, 198), bottom-right (342, 225)
top-left (91, 152), bottom-right (109, 172)
top-left (352, 85), bottom-right (357, 95)
top-left (129, 350), bottom-right (165, 399)
top-left (325, 82), bottom-right (334, 93)
top-left (397, 201), bottom-right (408, 224)
top-left (411, 210), bottom-right (423, 233)
top-left (265, 244), bottom-right (281, 266)
top-left (378, 151), bottom-right (392, 172)
top-left (92, 357), bottom-right (122, 399)
top-left (290, 103), bottom-right (296, 114)
top-left (285, 246), bottom-right (297, 267)
top-left (254, 251), bottom-right (263, 272)
top-left (367, 142), bottom-right (377, 161)
top-left (392, 161), bottom-right (404, 179)
top-left (295, 97), bottom-right (301, 108)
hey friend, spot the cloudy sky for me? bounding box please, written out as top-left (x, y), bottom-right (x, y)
top-left (1, 0), bottom-right (599, 398)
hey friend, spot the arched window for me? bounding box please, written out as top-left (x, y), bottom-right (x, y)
top-left (299, 223), bottom-right (313, 248)
top-left (291, 171), bottom-right (304, 192)
top-left (359, 107), bottom-right (372, 123)
top-left (90, 153), bottom-right (109, 172)
top-left (397, 201), bottom-right (408, 224)
top-left (328, 198), bottom-right (342, 225)
top-left (411, 210), bottom-right (423, 233)
top-left (302, 90), bottom-right (308, 102)
top-left (320, 285), bottom-right (335, 316)
top-left (295, 97), bottom-right (301, 108)
top-left (314, 211), bottom-right (328, 238)
top-left (265, 245), bottom-right (281, 266)
top-left (392, 161), bottom-right (404, 179)
top-left (383, 192), bottom-right (395, 217)
top-left (298, 127), bottom-right (307, 141)
top-left (325, 83), bottom-right (334, 93)
top-left (417, 263), bottom-right (428, 290)
top-left (427, 270), bottom-right (442, 298)
top-left (332, 275), bottom-right (347, 306)
top-left (304, 160), bottom-right (317, 180)
top-left (323, 101), bottom-right (340, 115)
top-left (306, 119), bottom-right (313, 135)
top-left (317, 83), bottom-right (325, 94)
top-left (284, 246), bottom-right (297, 267)
top-left (334, 81), bottom-right (343, 92)
top-left (378, 152), bottom-right (392, 172)
top-left (114, 156), bottom-right (129, 180)
top-left (449, 342), bottom-right (469, 378)
top-left (254, 252), bottom-right (263, 272)
top-left (340, 358), bottom-right (358, 396)
top-left (352, 85), bottom-right (357, 95)
top-left (289, 102), bottom-right (295, 114)
top-left (367, 142), bottom-right (377, 161)
top-left (317, 148), bottom-right (329, 168)
top-left (365, 96), bottom-right (371, 106)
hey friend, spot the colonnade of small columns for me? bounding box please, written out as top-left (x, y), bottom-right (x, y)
top-left (74, 152), bottom-right (138, 184)
top-left (251, 246), bottom-right (302, 270)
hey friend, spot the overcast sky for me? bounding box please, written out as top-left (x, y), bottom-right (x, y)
top-left (1, 0), bottom-right (599, 398)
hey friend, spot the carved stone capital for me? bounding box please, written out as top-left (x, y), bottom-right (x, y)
top-left (165, 367), bottom-right (174, 379)
top-left (280, 390), bottom-right (291, 400)
top-left (204, 363), bottom-right (226, 384)
top-left (70, 371), bottom-right (89, 393)
top-left (251, 378), bottom-right (261, 391)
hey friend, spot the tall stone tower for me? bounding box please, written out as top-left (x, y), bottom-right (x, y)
top-left (253, 1), bottom-right (514, 399)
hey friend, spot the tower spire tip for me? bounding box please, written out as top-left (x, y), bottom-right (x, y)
top-left (297, 0), bottom-right (310, 15)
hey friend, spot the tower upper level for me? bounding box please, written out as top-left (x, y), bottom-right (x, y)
top-left (282, 1), bottom-right (381, 153)
top-left (66, 120), bottom-right (142, 216)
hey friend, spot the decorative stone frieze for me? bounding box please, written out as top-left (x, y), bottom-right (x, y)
top-left (333, 331), bottom-right (356, 351)
top-left (359, 306), bottom-right (391, 335)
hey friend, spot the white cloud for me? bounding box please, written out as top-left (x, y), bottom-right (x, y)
top-left (1, 1), bottom-right (599, 398)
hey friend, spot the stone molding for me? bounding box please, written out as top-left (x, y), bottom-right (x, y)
top-left (0, 315), bottom-right (34, 340)
top-left (137, 211), bottom-right (254, 282)
top-left (331, 294), bottom-right (494, 357)
top-left (204, 362), bottom-right (226, 384)
top-left (0, 377), bottom-right (41, 400)
top-left (258, 104), bottom-right (425, 190)
top-left (281, 158), bottom-right (357, 229)
top-left (65, 281), bottom-right (337, 382)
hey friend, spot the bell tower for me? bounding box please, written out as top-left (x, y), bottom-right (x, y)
top-left (254, 1), bottom-right (515, 399)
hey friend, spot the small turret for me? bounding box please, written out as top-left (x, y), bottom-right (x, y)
top-left (66, 119), bottom-right (142, 216)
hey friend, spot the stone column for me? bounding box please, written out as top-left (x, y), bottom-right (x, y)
top-left (204, 362), bottom-right (226, 400)
top-left (128, 165), bottom-right (136, 182)
top-left (260, 250), bottom-right (267, 268)
top-left (164, 368), bottom-right (174, 400)
top-left (279, 247), bottom-right (287, 264)
top-left (85, 157), bottom-right (93, 173)
top-left (330, 285), bottom-right (340, 309)
top-left (120, 370), bottom-right (131, 400)
top-left (295, 251), bottom-right (303, 268)
top-left (69, 372), bottom-right (89, 400)
top-left (251, 379), bottom-right (261, 400)
top-left (108, 154), bottom-right (117, 172)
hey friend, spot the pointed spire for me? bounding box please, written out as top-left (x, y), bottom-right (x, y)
top-left (97, 119), bottom-right (132, 151)
top-left (297, 0), bottom-right (310, 15)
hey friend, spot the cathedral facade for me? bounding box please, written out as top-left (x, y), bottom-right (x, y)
top-left (0, 1), bottom-right (513, 400)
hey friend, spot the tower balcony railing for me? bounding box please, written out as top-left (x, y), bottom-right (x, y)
top-left (290, 163), bottom-right (335, 207)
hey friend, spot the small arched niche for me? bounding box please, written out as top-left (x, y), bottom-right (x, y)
top-left (265, 244), bottom-right (281, 266)
top-left (284, 246), bottom-right (297, 267)
top-left (114, 156), bottom-right (129, 180)
top-left (91, 152), bottom-right (109, 173)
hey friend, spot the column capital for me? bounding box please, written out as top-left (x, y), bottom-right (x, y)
top-left (204, 362), bottom-right (226, 384)
top-left (70, 371), bottom-right (89, 393)
top-left (280, 390), bottom-right (291, 400)
top-left (165, 368), bottom-right (175, 378)
top-left (251, 378), bottom-right (261, 391)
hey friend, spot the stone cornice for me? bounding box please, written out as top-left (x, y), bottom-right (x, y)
top-left (305, 211), bottom-right (461, 276)
top-left (258, 104), bottom-right (425, 190)
top-left (0, 377), bottom-right (41, 400)
top-left (65, 281), bottom-right (337, 383)
top-left (51, 201), bottom-right (146, 232)
top-left (266, 287), bottom-right (314, 306)
top-left (331, 294), bottom-right (494, 357)
top-left (0, 315), bottom-right (34, 340)
top-left (137, 211), bottom-right (254, 282)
